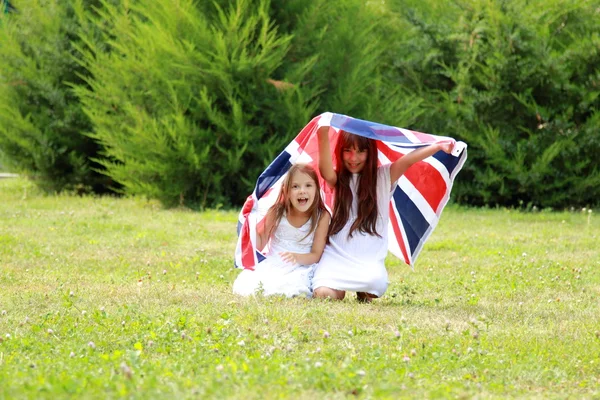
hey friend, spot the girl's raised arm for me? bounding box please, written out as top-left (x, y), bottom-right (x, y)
top-left (389, 140), bottom-right (455, 183)
top-left (317, 126), bottom-right (337, 188)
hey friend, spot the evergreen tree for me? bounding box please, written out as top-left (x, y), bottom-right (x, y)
top-left (387, 0), bottom-right (600, 208)
top-left (0, 0), bottom-right (111, 193)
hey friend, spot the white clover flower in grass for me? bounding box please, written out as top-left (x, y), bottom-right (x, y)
top-left (120, 362), bottom-right (133, 379)
top-left (403, 356), bottom-right (410, 362)
top-left (163, 270), bottom-right (167, 275)
top-left (408, 373), bottom-right (414, 378)
top-left (314, 362), bottom-right (323, 368)
top-left (5, 333), bottom-right (11, 339)
top-left (1, 310), bottom-right (6, 316)
top-left (216, 364), bottom-right (224, 371)
top-left (237, 340), bottom-right (245, 346)
top-left (81, 310), bottom-right (87, 316)
top-left (69, 352), bottom-right (75, 358)
top-left (69, 291), bottom-right (74, 297)
top-left (410, 349), bottom-right (417, 356)
top-left (357, 370), bottom-right (366, 376)
top-left (88, 341), bottom-right (96, 349)
top-left (394, 331), bottom-right (401, 338)
top-left (323, 331), bottom-right (330, 338)
top-left (47, 329), bottom-right (54, 334)
top-left (100, 307), bottom-right (105, 312)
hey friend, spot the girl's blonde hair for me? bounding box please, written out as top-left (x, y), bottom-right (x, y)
top-left (265, 163), bottom-right (326, 241)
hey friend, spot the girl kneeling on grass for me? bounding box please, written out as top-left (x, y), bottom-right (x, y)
top-left (233, 164), bottom-right (330, 298)
top-left (312, 127), bottom-right (455, 302)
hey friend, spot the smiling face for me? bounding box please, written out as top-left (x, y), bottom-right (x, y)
top-left (335, 131), bottom-right (376, 176)
top-left (287, 170), bottom-right (318, 214)
top-left (342, 146), bottom-right (368, 174)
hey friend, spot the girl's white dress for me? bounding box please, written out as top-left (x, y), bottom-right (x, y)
top-left (233, 215), bottom-right (316, 297)
top-left (312, 164), bottom-right (396, 297)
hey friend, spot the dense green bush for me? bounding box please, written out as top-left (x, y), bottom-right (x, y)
top-left (0, 0), bottom-right (111, 193)
top-left (2, 0), bottom-right (598, 208)
top-left (73, 0), bottom-right (413, 208)
top-left (73, 0), bottom-right (313, 207)
top-left (386, 0), bottom-right (600, 208)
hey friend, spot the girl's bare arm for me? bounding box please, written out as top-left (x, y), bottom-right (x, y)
top-left (279, 212), bottom-right (331, 265)
top-left (317, 126), bottom-right (337, 188)
top-left (389, 141), bottom-right (455, 183)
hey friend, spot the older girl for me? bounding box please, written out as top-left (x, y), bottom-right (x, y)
top-left (313, 127), bottom-right (454, 301)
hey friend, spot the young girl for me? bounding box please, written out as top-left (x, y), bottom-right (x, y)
top-left (313, 127), bottom-right (455, 301)
top-left (233, 164), bottom-right (330, 297)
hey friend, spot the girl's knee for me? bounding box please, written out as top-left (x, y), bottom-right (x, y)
top-left (314, 287), bottom-right (345, 300)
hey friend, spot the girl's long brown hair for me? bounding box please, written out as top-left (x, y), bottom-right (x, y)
top-left (265, 164), bottom-right (326, 242)
top-left (329, 131), bottom-right (381, 239)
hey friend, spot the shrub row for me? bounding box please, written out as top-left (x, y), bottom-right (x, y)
top-left (0, 0), bottom-right (598, 208)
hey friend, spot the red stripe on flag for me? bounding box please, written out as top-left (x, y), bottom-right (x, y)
top-left (241, 195), bottom-right (254, 217)
top-left (295, 117), bottom-right (320, 152)
top-left (389, 203), bottom-right (411, 265)
top-left (240, 196), bottom-right (256, 269)
top-left (377, 143), bottom-right (402, 163)
top-left (404, 162), bottom-right (447, 212)
top-left (240, 220), bottom-right (256, 270)
top-left (377, 143), bottom-right (447, 212)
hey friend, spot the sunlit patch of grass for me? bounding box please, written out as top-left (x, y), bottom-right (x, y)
top-left (1, 178), bottom-right (599, 398)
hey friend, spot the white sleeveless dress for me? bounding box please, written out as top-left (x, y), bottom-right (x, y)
top-left (233, 215), bottom-right (316, 297)
top-left (312, 164), bottom-right (396, 297)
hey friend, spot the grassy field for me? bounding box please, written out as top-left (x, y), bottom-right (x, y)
top-left (1, 177), bottom-right (599, 399)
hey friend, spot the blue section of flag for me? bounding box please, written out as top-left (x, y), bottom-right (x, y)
top-left (432, 151), bottom-right (462, 176)
top-left (330, 114), bottom-right (414, 144)
top-left (255, 151), bottom-right (292, 199)
top-left (392, 189), bottom-right (430, 254)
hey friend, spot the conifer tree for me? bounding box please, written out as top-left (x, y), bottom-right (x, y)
top-left (0, 0), bottom-right (109, 192)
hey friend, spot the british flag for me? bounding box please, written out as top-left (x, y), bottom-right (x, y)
top-left (234, 112), bottom-right (467, 270)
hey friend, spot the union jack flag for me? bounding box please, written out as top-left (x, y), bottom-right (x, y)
top-left (235, 112), bottom-right (467, 270)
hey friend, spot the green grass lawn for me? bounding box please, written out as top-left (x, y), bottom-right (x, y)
top-left (1, 177), bottom-right (599, 399)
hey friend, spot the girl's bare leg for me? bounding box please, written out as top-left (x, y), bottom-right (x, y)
top-left (314, 287), bottom-right (346, 300)
top-left (356, 292), bottom-right (378, 303)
